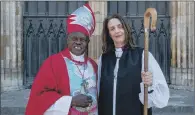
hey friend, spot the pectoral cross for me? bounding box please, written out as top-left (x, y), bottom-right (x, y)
top-left (80, 79), bottom-right (89, 94)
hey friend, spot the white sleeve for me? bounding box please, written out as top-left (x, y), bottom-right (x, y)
top-left (139, 51), bottom-right (170, 108)
top-left (44, 96), bottom-right (72, 115)
top-left (97, 55), bottom-right (102, 96)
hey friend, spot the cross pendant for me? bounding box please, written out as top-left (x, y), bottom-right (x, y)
top-left (81, 80), bottom-right (89, 93)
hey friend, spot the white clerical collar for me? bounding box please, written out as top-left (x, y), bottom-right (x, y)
top-left (70, 51), bottom-right (84, 62)
top-left (115, 48), bottom-right (123, 52)
top-left (115, 48), bottom-right (123, 58)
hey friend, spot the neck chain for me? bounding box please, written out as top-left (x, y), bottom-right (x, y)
top-left (71, 55), bottom-right (89, 94)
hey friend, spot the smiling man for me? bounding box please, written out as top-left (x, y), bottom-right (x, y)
top-left (25, 3), bottom-right (98, 115)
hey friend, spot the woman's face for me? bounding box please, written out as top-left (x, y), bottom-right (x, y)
top-left (107, 18), bottom-right (125, 47)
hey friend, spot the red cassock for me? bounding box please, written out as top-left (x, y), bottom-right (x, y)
top-left (25, 48), bottom-right (98, 115)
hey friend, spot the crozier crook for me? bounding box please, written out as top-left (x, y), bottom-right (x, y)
top-left (143, 8), bottom-right (157, 115)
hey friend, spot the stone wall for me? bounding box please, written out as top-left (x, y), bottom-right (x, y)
top-left (170, 1), bottom-right (194, 91)
top-left (1, 1), bottom-right (23, 92)
top-left (88, 1), bottom-right (195, 90)
top-left (0, 1), bottom-right (194, 91)
top-left (88, 1), bottom-right (107, 63)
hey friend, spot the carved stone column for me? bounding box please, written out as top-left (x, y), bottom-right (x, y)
top-left (88, 1), bottom-right (107, 63)
top-left (1, 1), bottom-right (23, 91)
top-left (170, 1), bottom-right (194, 91)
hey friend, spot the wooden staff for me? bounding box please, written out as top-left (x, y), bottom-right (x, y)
top-left (143, 8), bottom-right (157, 115)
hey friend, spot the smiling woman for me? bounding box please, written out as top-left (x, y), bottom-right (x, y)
top-left (102, 14), bottom-right (136, 53)
top-left (67, 32), bottom-right (90, 56)
top-left (107, 18), bottom-right (125, 48)
top-left (98, 14), bottom-right (170, 115)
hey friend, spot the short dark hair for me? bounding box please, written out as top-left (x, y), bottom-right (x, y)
top-left (67, 32), bottom-right (89, 42)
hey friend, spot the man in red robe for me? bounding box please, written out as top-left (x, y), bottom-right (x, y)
top-left (25, 3), bottom-right (98, 115)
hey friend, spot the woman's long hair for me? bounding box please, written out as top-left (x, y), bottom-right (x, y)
top-left (102, 14), bottom-right (136, 53)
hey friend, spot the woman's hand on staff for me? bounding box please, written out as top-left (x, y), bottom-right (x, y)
top-left (141, 71), bottom-right (153, 86)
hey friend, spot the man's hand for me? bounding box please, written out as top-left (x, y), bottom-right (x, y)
top-left (141, 71), bottom-right (153, 86)
top-left (71, 94), bottom-right (93, 108)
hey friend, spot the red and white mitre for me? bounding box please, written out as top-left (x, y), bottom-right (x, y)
top-left (67, 3), bottom-right (96, 37)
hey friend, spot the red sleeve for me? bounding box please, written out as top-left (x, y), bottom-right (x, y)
top-left (25, 56), bottom-right (63, 115)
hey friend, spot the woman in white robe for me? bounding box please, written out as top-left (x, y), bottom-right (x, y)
top-left (97, 14), bottom-right (169, 115)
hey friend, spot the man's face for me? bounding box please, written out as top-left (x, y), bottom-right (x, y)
top-left (67, 32), bottom-right (89, 56)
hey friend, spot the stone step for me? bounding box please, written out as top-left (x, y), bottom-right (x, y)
top-left (153, 113), bottom-right (193, 115)
top-left (1, 89), bottom-right (194, 115)
top-left (1, 106), bottom-right (194, 115)
top-left (153, 105), bottom-right (194, 113)
top-left (1, 107), bottom-right (25, 115)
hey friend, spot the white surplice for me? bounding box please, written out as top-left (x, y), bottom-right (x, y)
top-left (44, 52), bottom-right (98, 115)
top-left (97, 48), bottom-right (170, 115)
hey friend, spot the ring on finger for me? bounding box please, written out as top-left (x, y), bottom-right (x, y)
top-left (88, 103), bottom-right (92, 106)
